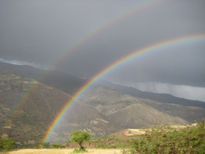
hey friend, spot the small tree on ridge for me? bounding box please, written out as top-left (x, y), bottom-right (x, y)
top-left (70, 130), bottom-right (91, 150)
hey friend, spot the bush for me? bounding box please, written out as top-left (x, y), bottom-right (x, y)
top-left (39, 142), bottom-right (50, 148)
top-left (0, 137), bottom-right (16, 150)
top-left (131, 122), bottom-right (205, 154)
top-left (51, 144), bottom-right (65, 148)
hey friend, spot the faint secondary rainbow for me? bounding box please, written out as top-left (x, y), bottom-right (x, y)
top-left (50, 0), bottom-right (161, 70)
top-left (42, 33), bottom-right (205, 142)
top-left (1, 80), bottom-right (40, 134)
top-left (2, 0), bottom-right (162, 133)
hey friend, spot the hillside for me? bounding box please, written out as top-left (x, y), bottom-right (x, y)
top-left (49, 86), bottom-right (205, 143)
top-left (4, 122), bottom-right (205, 153)
top-left (0, 64), bottom-right (205, 145)
top-left (100, 81), bottom-right (205, 108)
top-left (0, 62), bottom-right (85, 94)
top-left (0, 72), bottom-right (70, 146)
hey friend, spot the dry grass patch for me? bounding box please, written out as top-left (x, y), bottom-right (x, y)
top-left (6, 149), bottom-right (122, 154)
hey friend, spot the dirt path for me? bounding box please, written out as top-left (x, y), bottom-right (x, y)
top-left (5, 149), bottom-right (122, 154)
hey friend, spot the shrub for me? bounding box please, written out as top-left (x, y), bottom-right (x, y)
top-left (131, 122), bottom-right (205, 154)
top-left (0, 137), bottom-right (16, 150)
top-left (51, 144), bottom-right (65, 148)
top-left (39, 142), bottom-right (50, 148)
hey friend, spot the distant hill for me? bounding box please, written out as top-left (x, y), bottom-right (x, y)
top-left (0, 63), bottom-right (205, 145)
top-left (0, 72), bottom-right (70, 146)
top-left (99, 81), bottom-right (205, 107)
top-left (50, 86), bottom-right (205, 143)
top-left (0, 61), bottom-right (85, 94)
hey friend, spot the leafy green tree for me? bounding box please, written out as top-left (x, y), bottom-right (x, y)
top-left (70, 130), bottom-right (91, 150)
top-left (0, 137), bottom-right (15, 150)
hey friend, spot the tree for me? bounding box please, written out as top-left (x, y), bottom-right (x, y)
top-left (70, 130), bottom-right (91, 150)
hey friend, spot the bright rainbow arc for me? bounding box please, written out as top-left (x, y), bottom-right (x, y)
top-left (3, 0), bottom-right (161, 134)
top-left (42, 33), bottom-right (205, 142)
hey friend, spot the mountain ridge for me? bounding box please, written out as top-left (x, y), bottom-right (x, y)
top-left (98, 81), bottom-right (205, 107)
top-left (0, 63), bottom-right (205, 145)
top-left (0, 61), bottom-right (85, 94)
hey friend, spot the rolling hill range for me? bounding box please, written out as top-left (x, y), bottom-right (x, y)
top-left (0, 61), bottom-right (85, 94)
top-left (0, 72), bottom-right (70, 146)
top-left (50, 85), bottom-right (205, 143)
top-left (0, 63), bottom-right (205, 145)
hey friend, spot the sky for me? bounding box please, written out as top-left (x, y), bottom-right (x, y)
top-left (0, 0), bottom-right (205, 100)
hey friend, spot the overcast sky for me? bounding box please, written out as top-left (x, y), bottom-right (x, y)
top-left (0, 0), bottom-right (205, 90)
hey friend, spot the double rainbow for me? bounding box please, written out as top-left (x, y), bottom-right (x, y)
top-left (42, 33), bottom-right (205, 142)
top-left (2, 0), bottom-right (161, 131)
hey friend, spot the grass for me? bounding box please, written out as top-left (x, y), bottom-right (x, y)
top-left (73, 148), bottom-right (87, 153)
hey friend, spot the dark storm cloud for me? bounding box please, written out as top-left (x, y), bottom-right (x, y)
top-left (0, 0), bottom-right (137, 63)
top-left (0, 0), bottom-right (205, 86)
top-left (57, 0), bottom-right (205, 86)
top-left (106, 40), bottom-right (205, 87)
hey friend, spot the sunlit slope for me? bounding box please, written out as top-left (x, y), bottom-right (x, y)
top-left (51, 86), bottom-right (205, 143)
top-left (0, 72), bottom-right (70, 146)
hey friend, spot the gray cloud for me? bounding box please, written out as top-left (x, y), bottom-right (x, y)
top-left (106, 39), bottom-right (205, 87)
top-left (0, 0), bottom-right (140, 64)
top-left (121, 82), bottom-right (205, 102)
top-left (0, 0), bottom-right (205, 87)
top-left (0, 58), bottom-right (47, 69)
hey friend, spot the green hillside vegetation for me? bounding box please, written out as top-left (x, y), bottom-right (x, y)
top-left (38, 122), bottom-right (205, 154)
top-left (130, 121), bottom-right (205, 154)
top-left (66, 122), bottom-right (205, 153)
top-left (1, 122), bottom-right (204, 154)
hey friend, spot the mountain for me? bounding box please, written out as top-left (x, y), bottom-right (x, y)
top-left (49, 85), bottom-right (205, 143)
top-left (0, 61), bottom-right (85, 94)
top-left (99, 80), bottom-right (205, 108)
top-left (0, 72), bottom-right (70, 146)
top-left (0, 63), bottom-right (205, 145)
